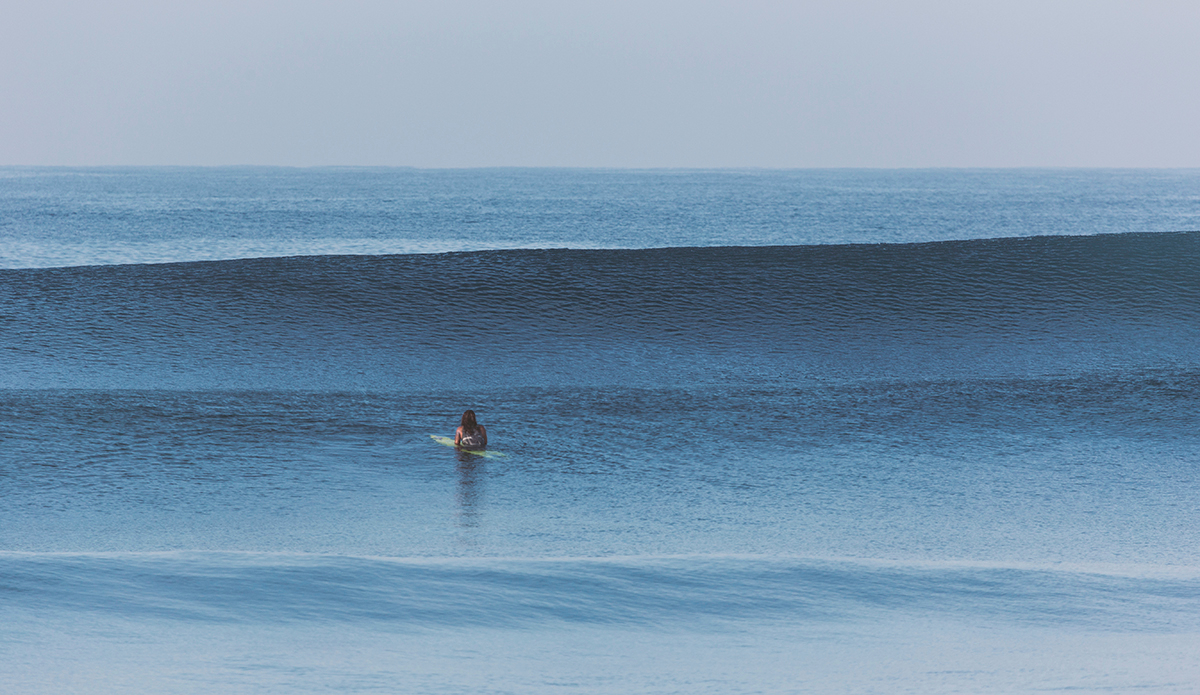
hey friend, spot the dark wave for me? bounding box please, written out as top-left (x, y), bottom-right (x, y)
top-left (2, 232), bottom-right (1197, 390)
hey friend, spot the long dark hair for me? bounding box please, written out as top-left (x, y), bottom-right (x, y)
top-left (460, 410), bottom-right (479, 434)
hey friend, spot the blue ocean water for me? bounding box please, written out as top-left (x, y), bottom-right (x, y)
top-left (2, 168), bottom-right (1200, 693)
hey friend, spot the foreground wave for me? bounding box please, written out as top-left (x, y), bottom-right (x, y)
top-left (4, 552), bottom-right (1199, 631)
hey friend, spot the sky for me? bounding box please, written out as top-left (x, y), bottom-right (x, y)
top-left (2, 0), bottom-right (1198, 168)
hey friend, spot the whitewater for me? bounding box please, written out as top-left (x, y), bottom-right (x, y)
top-left (2, 167), bottom-right (1199, 693)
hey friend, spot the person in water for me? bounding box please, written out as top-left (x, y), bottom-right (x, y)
top-left (455, 410), bottom-right (487, 449)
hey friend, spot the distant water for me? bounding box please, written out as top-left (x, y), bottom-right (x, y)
top-left (3, 168), bottom-right (1200, 693)
top-left (4, 167), bottom-right (1200, 268)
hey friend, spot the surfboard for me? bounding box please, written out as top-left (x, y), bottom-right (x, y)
top-left (430, 435), bottom-right (507, 458)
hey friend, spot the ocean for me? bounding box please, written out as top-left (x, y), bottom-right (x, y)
top-left (2, 167), bottom-right (1199, 693)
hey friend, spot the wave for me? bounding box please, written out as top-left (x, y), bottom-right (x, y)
top-left (1, 232), bottom-right (1197, 390)
top-left (3, 552), bottom-right (1198, 631)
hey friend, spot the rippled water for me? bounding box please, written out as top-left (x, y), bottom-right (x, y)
top-left (4, 167), bottom-right (1200, 268)
top-left (3, 168), bottom-right (1200, 693)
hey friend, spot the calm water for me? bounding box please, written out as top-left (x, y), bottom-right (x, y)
top-left (2, 168), bottom-right (1200, 693)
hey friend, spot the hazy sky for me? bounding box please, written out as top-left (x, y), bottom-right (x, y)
top-left (3, 0), bottom-right (1198, 167)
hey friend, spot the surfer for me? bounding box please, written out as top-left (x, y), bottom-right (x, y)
top-left (455, 410), bottom-right (487, 450)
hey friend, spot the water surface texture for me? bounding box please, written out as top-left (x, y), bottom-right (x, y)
top-left (2, 168), bottom-right (1200, 694)
top-left (4, 167), bottom-right (1200, 267)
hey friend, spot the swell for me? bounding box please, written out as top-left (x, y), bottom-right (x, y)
top-left (1, 232), bottom-right (1197, 390)
top-left (3, 552), bottom-right (1198, 631)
